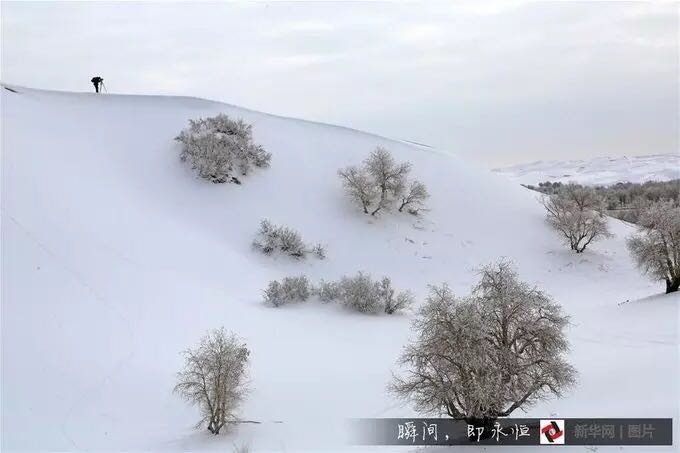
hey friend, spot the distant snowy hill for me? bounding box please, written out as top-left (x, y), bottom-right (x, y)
top-left (2, 86), bottom-right (677, 452)
top-left (494, 154), bottom-right (680, 186)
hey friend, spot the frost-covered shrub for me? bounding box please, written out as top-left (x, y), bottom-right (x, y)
top-left (263, 275), bottom-right (311, 307)
top-left (176, 114), bottom-right (271, 184)
top-left (252, 220), bottom-right (324, 259)
top-left (338, 272), bottom-right (383, 313)
top-left (338, 147), bottom-right (428, 216)
top-left (264, 273), bottom-right (410, 314)
top-left (312, 243), bottom-right (326, 260)
top-left (283, 275), bottom-right (312, 301)
top-left (384, 286), bottom-right (415, 314)
top-left (315, 279), bottom-right (341, 303)
top-left (337, 273), bottom-right (412, 314)
top-left (276, 227), bottom-right (305, 258)
top-left (252, 220), bottom-right (278, 254)
top-left (297, 273), bottom-right (416, 314)
top-left (263, 281), bottom-right (284, 307)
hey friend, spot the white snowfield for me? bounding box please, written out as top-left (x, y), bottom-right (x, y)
top-left (1, 86), bottom-right (678, 452)
top-left (494, 154), bottom-right (680, 186)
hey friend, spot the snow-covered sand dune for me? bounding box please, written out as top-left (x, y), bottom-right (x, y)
top-left (1, 86), bottom-right (677, 451)
top-left (494, 154), bottom-right (680, 186)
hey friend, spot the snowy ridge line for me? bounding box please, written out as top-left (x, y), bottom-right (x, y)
top-left (1, 83), bottom-right (448, 157)
top-left (400, 139), bottom-right (435, 149)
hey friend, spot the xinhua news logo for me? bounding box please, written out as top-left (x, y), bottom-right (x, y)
top-left (540, 420), bottom-right (565, 445)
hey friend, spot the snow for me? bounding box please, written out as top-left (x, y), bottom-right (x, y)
top-left (494, 154), bottom-right (680, 186)
top-left (1, 86), bottom-right (678, 452)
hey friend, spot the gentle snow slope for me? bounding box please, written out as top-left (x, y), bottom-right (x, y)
top-left (494, 154), bottom-right (680, 186)
top-left (2, 87), bottom-right (677, 452)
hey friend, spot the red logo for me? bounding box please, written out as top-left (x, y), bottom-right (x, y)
top-left (540, 420), bottom-right (565, 444)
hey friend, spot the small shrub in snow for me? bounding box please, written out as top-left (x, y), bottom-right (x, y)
top-left (338, 272), bottom-right (383, 313)
top-left (263, 281), bottom-right (284, 306)
top-left (312, 243), bottom-right (327, 260)
top-left (315, 279), bottom-right (341, 302)
top-left (384, 285), bottom-right (415, 314)
top-left (264, 273), bottom-right (411, 314)
top-left (252, 220), bottom-right (324, 260)
top-left (252, 220), bottom-right (277, 254)
top-left (176, 114), bottom-right (271, 184)
top-left (283, 275), bottom-right (312, 301)
top-left (263, 275), bottom-right (311, 307)
top-left (276, 227), bottom-right (305, 258)
top-left (337, 273), bottom-right (412, 314)
top-left (338, 147), bottom-right (429, 216)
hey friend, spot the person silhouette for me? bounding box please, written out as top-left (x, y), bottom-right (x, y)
top-left (91, 76), bottom-right (104, 93)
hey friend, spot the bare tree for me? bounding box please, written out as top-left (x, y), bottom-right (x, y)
top-left (627, 200), bottom-right (680, 293)
top-left (542, 188), bottom-right (611, 253)
top-left (559, 183), bottom-right (605, 212)
top-left (174, 328), bottom-right (250, 435)
top-left (365, 147), bottom-right (411, 216)
top-left (398, 180), bottom-right (429, 213)
top-left (338, 147), bottom-right (427, 217)
top-left (390, 261), bottom-right (576, 427)
top-left (337, 166), bottom-right (376, 214)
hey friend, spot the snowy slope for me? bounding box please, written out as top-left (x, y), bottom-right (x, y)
top-left (1, 86), bottom-right (677, 452)
top-left (494, 154), bottom-right (680, 186)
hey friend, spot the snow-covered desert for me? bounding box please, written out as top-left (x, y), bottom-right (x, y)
top-left (495, 154), bottom-right (680, 186)
top-left (1, 85), bottom-right (678, 452)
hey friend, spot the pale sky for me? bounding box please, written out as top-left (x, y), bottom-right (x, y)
top-left (1, 1), bottom-right (677, 165)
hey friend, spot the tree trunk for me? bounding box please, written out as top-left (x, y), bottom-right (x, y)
top-left (666, 277), bottom-right (680, 294)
